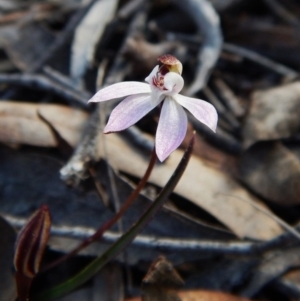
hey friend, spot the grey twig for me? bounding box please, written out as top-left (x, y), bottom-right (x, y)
top-left (241, 247), bottom-right (300, 297)
top-left (3, 213), bottom-right (300, 255)
top-left (202, 86), bottom-right (240, 131)
top-left (27, 0), bottom-right (100, 73)
top-left (263, 0), bottom-right (300, 28)
top-left (166, 33), bottom-right (299, 81)
top-left (123, 126), bottom-right (154, 153)
top-left (213, 78), bottom-right (245, 118)
top-left (189, 114), bottom-right (242, 154)
top-left (223, 42), bottom-right (299, 80)
top-left (0, 72), bottom-right (89, 106)
top-left (170, 0), bottom-right (223, 95)
top-left (117, 0), bottom-right (144, 19)
top-left (43, 66), bottom-right (80, 92)
top-left (60, 107), bottom-right (101, 185)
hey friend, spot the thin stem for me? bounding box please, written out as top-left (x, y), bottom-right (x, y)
top-left (34, 133), bottom-right (195, 301)
top-left (42, 147), bottom-right (157, 272)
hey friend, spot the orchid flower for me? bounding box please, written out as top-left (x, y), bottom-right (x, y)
top-left (88, 54), bottom-right (218, 162)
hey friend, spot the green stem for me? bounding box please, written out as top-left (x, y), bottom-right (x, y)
top-left (33, 133), bottom-right (195, 301)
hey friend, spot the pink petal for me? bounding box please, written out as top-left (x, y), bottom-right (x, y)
top-left (145, 66), bottom-right (185, 102)
top-left (145, 66), bottom-right (166, 103)
top-left (163, 72), bottom-right (184, 95)
top-left (156, 97), bottom-right (187, 162)
top-left (88, 82), bottom-right (151, 103)
top-left (174, 94), bottom-right (218, 132)
top-left (145, 65), bottom-right (159, 84)
top-left (104, 93), bottom-right (159, 133)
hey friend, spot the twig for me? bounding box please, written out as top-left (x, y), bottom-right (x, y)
top-left (43, 66), bottom-right (80, 92)
top-left (44, 147), bottom-right (157, 271)
top-left (88, 166), bottom-right (110, 207)
top-left (263, 0), bottom-right (300, 28)
top-left (34, 135), bottom-right (194, 300)
top-left (240, 246), bottom-right (300, 298)
top-left (223, 42), bottom-right (299, 81)
top-left (0, 73), bottom-right (89, 107)
top-left (273, 275), bottom-right (300, 298)
top-left (27, 0), bottom-right (100, 73)
top-left (117, 0), bottom-right (144, 19)
top-left (0, 0), bottom-right (28, 12)
top-left (60, 9), bottom-right (149, 184)
top-left (59, 104), bottom-right (101, 185)
top-left (202, 86), bottom-right (240, 131)
top-left (213, 78), bottom-right (245, 118)
top-left (189, 114), bottom-right (242, 154)
top-left (166, 33), bottom-right (299, 81)
top-left (170, 0), bottom-right (223, 95)
top-left (123, 126), bottom-right (154, 153)
top-left (3, 213), bottom-right (300, 255)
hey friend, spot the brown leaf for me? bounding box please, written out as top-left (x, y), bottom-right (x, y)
top-left (183, 123), bottom-right (239, 176)
top-left (14, 205), bottom-right (51, 301)
top-left (143, 256), bottom-right (184, 288)
top-left (98, 133), bottom-right (283, 240)
top-left (14, 205), bottom-right (51, 278)
top-left (177, 290), bottom-right (251, 301)
top-left (240, 141), bottom-right (300, 205)
top-left (243, 81), bottom-right (300, 148)
top-left (0, 101), bottom-right (283, 240)
top-left (127, 290), bottom-right (252, 301)
top-left (0, 101), bottom-right (87, 147)
top-left (142, 256), bottom-right (183, 301)
top-left (1, 21), bottom-right (55, 71)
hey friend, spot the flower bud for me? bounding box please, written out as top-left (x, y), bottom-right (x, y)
top-left (157, 54), bottom-right (183, 75)
top-left (14, 205), bottom-right (51, 277)
top-left (14, 205), bottom-right (51, 301)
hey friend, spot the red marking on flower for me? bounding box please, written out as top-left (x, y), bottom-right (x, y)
top-left (152, 73), bottom-right (166, 90)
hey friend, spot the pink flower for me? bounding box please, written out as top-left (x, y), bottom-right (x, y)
top-left (88, 55), bottom-right (218, 162)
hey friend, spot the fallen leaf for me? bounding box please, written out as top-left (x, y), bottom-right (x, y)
top-left (0, 101), bottom-right (283, 240)
top-left (127, 290), bottom-right (252, 301)
top-left (243, 81), bottom-right (300, 148)
top-left (1, 21), bottom-right (55, 71)
top-left (142, 256), bottom-right (184, 288)
top-left (98, 133), bottom-right (283, 240)
top-left (177, 290), bottom-right (251, 301)
top-left (0, 101), bottom-right (87, 147)
top-left (240, 141), bottom-right (300, 205)
top-left (141, 256), bottom-right (184, 301)
top-left (0, 145), bottom-right (234, 265)
top-left (182, 123), bottom-right (239, 176)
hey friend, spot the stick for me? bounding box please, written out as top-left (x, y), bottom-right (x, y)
top-left (170, 0), bottom-right (223, 95)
